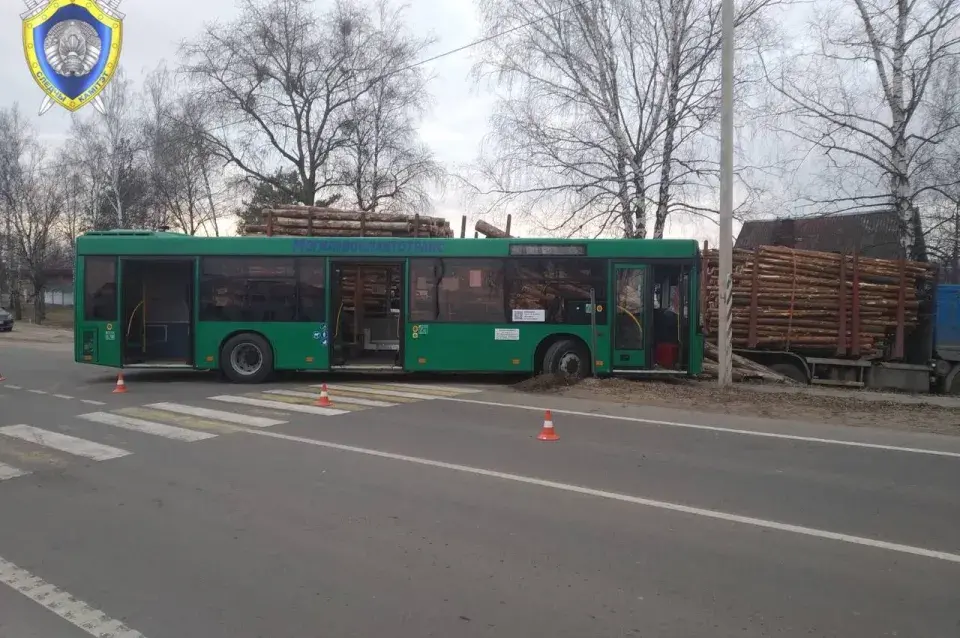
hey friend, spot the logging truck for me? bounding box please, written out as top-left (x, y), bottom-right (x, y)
top-left (703, 247), bottom-right (960, 394)
top-left (73, 229), bottom-right (705, 382)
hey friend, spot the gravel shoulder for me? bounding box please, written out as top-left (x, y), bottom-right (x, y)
top-left (513, 375), bottom-right (960, 436)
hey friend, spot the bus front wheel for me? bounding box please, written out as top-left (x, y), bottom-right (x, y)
top-left (542, 338), bottom-right (589, 381)
top-left (221, 333), bottom-right (274, 384)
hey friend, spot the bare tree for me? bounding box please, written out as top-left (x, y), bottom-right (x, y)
top-left (0, 107), bottom-right (65, 323)
top-left (334, 1), bottom-right (445, 212)
top-left (762, 0), bottom-right (960, 261)
top-left (142, 65), bottom-right (230, 235)
top-left (68, 67), bottom-right (154, 230)
top-left (181, 0), bottom-right (426, 209)
top-left (0, 105), bottom-right (31, 316)
top-left (469, 0), bottom-right (772, 238)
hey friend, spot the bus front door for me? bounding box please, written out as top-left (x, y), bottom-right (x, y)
top-left (612, 264), bottom-right (648, 370)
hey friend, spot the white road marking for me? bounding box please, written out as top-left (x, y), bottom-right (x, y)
top-left (0, 462), bottom-right (28, 481)
top-left (0, 425), bottom-right (130, 461)
top-left (53, 394), bottom-right (74, 400)
top-left (438, 397), bottom-right (960, 460)
top-left (264, 389), bottom-right (395, 408)
top-left (146, 402), bottom-right (287, 428)
top-left (379, 382), bottom-right (483, 394)
top-left (78, 412), bottom-right (217, 442)
top-left (0, 555), bottom-right (148, 638)
top-left (238, 426), bottom-right (960, 564)
top-left (4, 385), bottom-right (22, 390)
top-left (81, 399), bottom-right (106, 406)
top-left (320, 384), bottom-right (442, 400)
top-left (27, 389), bottom-right (47, 395)
top-left (210, 395), bottom-right (349, 416)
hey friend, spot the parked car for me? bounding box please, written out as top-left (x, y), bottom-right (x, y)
top-left (0, 307), bottom-right (13, 332)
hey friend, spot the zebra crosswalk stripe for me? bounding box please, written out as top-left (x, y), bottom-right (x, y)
top-left (146, 403), bottom-right (287, 428)
top-left (320, 384), bottom-right (443, 400)
top-left (209, 395), bottom-right (349, 416)
top-left (0, 462), bottom-right (28, 481)
top-left (263, 389), bottom-right (396, 408)
top-left (0, 425), bottom-right (130, 461)
top-left (377, 382), bottom-right (483, 394)
top-left (78, 412), bottom-right (217, 442)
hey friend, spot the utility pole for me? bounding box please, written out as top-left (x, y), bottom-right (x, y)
top-left (718, 0), bottom-right (735, 387)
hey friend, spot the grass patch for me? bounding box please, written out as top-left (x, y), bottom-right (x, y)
top-left (19, 306), bottom-right (74, 329)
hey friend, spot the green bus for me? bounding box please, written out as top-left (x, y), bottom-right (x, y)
top-left (74, 230), bottom-right (703, 383)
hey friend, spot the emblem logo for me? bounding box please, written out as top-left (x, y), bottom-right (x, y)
top-left (21, 0), bottom-right (124, 115)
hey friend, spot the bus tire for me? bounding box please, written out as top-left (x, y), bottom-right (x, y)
top-left (221, 333), bottom-right (274, 384)
top-left (542, 338), bottom-right (589, 381)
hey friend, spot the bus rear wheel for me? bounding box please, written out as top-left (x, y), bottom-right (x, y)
top-left (221, 333), bottom-right (274, 384)
top-left (542, 338), bottom-right (589, 381)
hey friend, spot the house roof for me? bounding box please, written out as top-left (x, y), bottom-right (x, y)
top-left (734, 211), bottom-right (905, 259)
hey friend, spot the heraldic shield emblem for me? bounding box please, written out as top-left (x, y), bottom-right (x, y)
top-left (21, 0), bottom-right (124, 115)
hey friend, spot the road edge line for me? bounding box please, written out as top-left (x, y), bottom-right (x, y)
top-left (236, 426), bottom-right (960, 565)
top-left (0, 556), bottom-right (149, 637)
top-left (435, 396), bottom-right (960, 459)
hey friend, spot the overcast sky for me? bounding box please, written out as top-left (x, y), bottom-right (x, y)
top-left (1, 0), bottom-right (737, 243)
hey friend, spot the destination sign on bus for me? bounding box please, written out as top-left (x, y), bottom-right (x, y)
top-left (292, 239), bottom-right (445, 255)
top-left (508, 244), bottom-right (586, 256)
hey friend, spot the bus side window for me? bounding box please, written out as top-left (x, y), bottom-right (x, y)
top-left (409, 259), bottom-right (439, 321)
top-left (297, 258), bottom-right (326, 322)
top-left (84, 256), bottom-right (117, 321)
top-left (435, 259), bottom-right (507, 323)
top-left (506, 258), bottom-right (606, 325)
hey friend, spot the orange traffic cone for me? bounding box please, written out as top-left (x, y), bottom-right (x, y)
top-left (112, 372), bottom-right (128, 394)
top-left (537, 410), bottom-right (559, 441)
top-left (315, 383), bottom-right (332, 407)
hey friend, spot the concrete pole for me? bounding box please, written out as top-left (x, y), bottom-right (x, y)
top-left (717, 0), bottom-right (735, 387)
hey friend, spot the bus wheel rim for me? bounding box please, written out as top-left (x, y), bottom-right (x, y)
top-left (558, 352), bottom-right (581, 377)
top-left (231, 343), bottom-right (263, 375)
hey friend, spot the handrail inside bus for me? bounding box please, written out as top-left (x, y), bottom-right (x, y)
top-left (618, 305), bottom-right (643, 337)
top-left (126, 300), bottom-right (144, 339)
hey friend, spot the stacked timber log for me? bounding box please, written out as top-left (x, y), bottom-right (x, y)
top-left (702, 245), bottom-right (937, 358)
top-left (242, 205), bottom-right (454, 238)
top-left (475, 220), bottom-right (513, 238)
top-left (338, 265), bottom-right (400, 312)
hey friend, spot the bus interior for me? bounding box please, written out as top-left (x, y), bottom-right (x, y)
top-left (121, 258), bottom-right (195, 367)
top-left (649, 263), bottom-right (691, 372)
top-left (330, 262), bottom-right (403, 369)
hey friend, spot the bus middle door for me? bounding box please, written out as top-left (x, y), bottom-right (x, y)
top-left (612, 264), bottom-right (649, 370)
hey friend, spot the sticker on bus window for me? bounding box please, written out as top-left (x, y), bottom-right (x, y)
top-left (512, 309), bottom-right (545, 322)
top-left (469, 270), bottom-right (483, 287)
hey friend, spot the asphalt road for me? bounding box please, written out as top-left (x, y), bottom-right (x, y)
top-left (1, 336), bottom-right (959, 637)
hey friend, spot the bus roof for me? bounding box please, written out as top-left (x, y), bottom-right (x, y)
top-left (75, 230), bottom-right (700, 259)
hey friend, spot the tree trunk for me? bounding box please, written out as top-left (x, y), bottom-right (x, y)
top-left (953, 203), bottom-right (960, 284)
top-left (654, 9), bottom-right (683, 240)
top-left (33, 288), bottom-right (44, 325)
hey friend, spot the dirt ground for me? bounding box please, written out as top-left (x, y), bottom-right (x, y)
top-left (21, 306), bottom-right (74, 330)
top-left (513, 375), bottom-right (960, 436)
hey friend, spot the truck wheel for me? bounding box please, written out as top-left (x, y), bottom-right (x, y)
top-left (221, 333), bottom-right (274, 384)
top-left (770, 362), bottom-right (808, 384)
top-left (946, 366), bottom-right (960, 395)
top-left (542, 339), bottom-right (589, 381)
